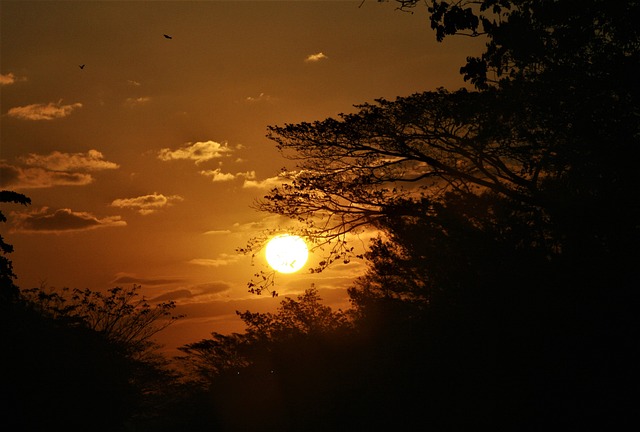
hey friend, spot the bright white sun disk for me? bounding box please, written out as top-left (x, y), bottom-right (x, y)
top-left (265, 234), bottom-right (308, 273)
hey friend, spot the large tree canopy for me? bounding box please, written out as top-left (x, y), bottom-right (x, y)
top-left (256, 0), bottom-right (639, 276)
top-left (262, 88), bottom-right (553, 228)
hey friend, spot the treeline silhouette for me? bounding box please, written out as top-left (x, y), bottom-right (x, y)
top-left (1, 284), bottom-right (181, 431)
top-left (2, 1), bottom-right (638, 430)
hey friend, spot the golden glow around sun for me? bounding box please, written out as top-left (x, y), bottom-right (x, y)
top-left (265, 234), bottom-right (309, 273)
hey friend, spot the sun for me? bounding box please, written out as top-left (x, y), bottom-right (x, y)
top-left (265, 234), bottom-right (309, 273)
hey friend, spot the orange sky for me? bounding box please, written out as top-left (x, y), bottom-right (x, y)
top-left (0, 0), bottom-right (483, 353)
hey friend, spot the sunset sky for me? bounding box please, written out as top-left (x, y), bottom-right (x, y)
top-left (1, 0), bottom-right (482, 353)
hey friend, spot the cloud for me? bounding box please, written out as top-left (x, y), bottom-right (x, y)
top-left (229, 216), bottom-right (285, 233)
top-left (158, 140), bottom-right (232, 165)
top-left (111, 273), bottom-right (187, 286)
top-left (0, 72), bottom-right (26, 85)
top-left (110, 193), bottom-right (184, 215)
top-left (151, 282), bottom-right (231, 302)
top-left (151, 289), bottom-right (193, 302)
top-left (199, 168), bottom-right (256, 182)
top-left (124, 96), bottom-right (151, 107)
top-left (199, 168), bottom-right (235, 182)
top-left (191, 281), bottom-right (232, 295)
top-left (203, 229), bottom-right (232, 235)
top-left (11, 207), bottom-right (126, 234)
top-left (1, 150), bottom-right (119, 189)
top-left (0, 164), bottom-right (94, 189)
top-left (7, 100), bottom-right (82, 120)
top-left (127, 80), bottom-right (141, 86)
top-left (189, 253), bottom-right (243, 267)
top-left (245, 92), bottom-right (275, 103)
top-left (242, 175), bottom-right (287, 189)
top-left (21, 149), bottom-right (119, 171)
top-left (0, 73), bottom-right (16, 85)
top-left (305, 52), bottom-right (328, 62)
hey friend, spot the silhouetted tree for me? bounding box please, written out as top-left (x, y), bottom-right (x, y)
top-left (242, 0), bottom-right (639, 427)
top-left (0, 190), bottom-right (30, 304)
top-left (391, 1), bottom-right (640, 88)
top-left (240, 287), bottom-right (351, 338)
top-left (179, 288), bottom-right (350, 381)
top-left (175, 288), bottom-right (360, 431)
top-left (254, 0), bottom-right (639, 292)
top-left (261, 88), bottom-right (552, 228)
top-left (21, 285), bottom-right (181, 358)
top-left (3, 284), bottom-right (182, 431)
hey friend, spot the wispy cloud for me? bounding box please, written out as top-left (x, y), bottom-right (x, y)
top-left (21, 149), bottom-right (120, 171)
top-left (245, 92), bottom-right (275, 103)
top-left (110, 193), bottom-right (184, 215)
top-left (0, 72), bottom-right (26, 85)
top-left (158, 140), bottom-right (232, 165)
top-left (305, 52), bottom-right (328, 62)
top-left (7, 100), bottom-right (82, 120)
top-left (203, 229), bottom-right (232, 235)
top-left (189, 253), bottom-right (243, 267)
top-left (231, 220), bottom-right (268, 231)
top-left (11, 207), bottom-right (126, 234)
top-left (124, 96), bottom-right (151, 107)
top-left (242, 175), bottom-right (287, 189)
top-left (151, 282), bottom-right (231, 302)
top-left (151, 289), bottom-right (193, 301)
top-left (199, 168), bottom-right (256, 182)
top-left (111, 273), bottom-right (187, 286)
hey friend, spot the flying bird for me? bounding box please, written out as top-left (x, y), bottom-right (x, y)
top-left (163, 34), bottom-right (172, 39)
top-left (79, 64), bottom-right (85, 69)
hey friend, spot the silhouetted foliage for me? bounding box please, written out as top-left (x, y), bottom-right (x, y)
top-left (0, 190), bottom-right (30, 303)
top-left (262, 88), bottom-right (552, 219)
top-left (21, 285), bottom-right (182, 358)
top-left (2, 284), bottom-right (182, 431)
top-left (175, 288), bottom-right (361, 431)
top-left (236, 0), bottom-right (640, 427)
top-left (178, 288), bottom-right (350, 381)
top-left (391, 1), bottom-right (640, 89)
top-left (105, 1), bottom-right (639, 428)
top-left (255, 0), bottom-right (639, 289)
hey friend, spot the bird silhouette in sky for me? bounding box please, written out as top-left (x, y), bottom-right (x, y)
top-left (79, 64), bottom-right (85, 69)
top-left (163, 34), bottom-right (172, 39)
